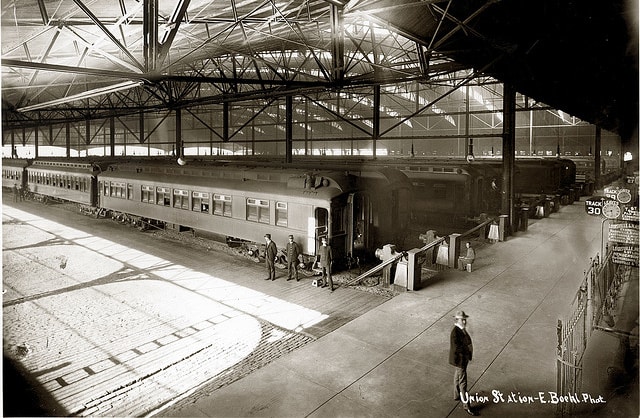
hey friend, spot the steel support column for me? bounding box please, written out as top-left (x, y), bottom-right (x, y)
top-left (373, 84), bottom-right (380, 159)
top-left (65, 122), bottom-right (71, 158)
top-left (222, 102), bottom-right (229, 143)
top-left (501, 83), bottom-right (516, 231)
top-left (110, 116), bottom-right (115, 157)
top-left (85, 119), bottom-right (91, 156)
top-left (11, 130), bottom-right (16, 158)
top-left (175, 108), bottom-right (182, 158)
top-left (34, 126), bottom-right (39, 158)
top-left (595, 126), bottom-right (601, 189)
top-left (285, 95), bottom-right (293, 164)
top-left (139, 111), bottom-right (145, 157)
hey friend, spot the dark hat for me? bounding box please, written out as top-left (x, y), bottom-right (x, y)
top-left (453, 310), bottom-right (469, 319)
top-left (288, 235), bottom-right (294, 239)
top-left (264, 234), bottom-right (271, 239)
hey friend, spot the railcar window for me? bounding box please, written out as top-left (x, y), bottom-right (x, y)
top-left (110, 182), bottom-right (127, 198)
top-left (127, 184), bottom-right (133, 200)
top-left (276, 202), bottom-right (288, 227)
top-left (156, 187), bottom-right (171, 206)
top-left (103, 182), bottom-right (109, 196)
top-left (193, 192), bottom-right (210, 213)
top-left (173, 189), bottom-right (189, 209)
top-left (247, 198), bottom-right (269, 224)
top-left (141, 185), bottom-right (154, 203)
top-left (214, 194), bottom-right (232, 217)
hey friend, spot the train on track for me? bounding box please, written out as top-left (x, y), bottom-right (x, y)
top-left (3, 157), bottom-right (412, 267)
top-left (3, 154), bottom-right (606, 267)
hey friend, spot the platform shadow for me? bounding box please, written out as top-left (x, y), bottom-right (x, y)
top-left (3, 355), bottom-right (68, 417)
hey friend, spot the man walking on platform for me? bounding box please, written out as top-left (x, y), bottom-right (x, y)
top-left (286, 235), bottom-right (300, 281)
top-left (264, 234), bottom-right (277, 280)
top-left (449, 310), bottom-right (478, 415)
top-left (318, 237), bottom-right (334, 292)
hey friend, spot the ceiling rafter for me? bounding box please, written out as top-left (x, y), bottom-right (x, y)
top-left (70, 0), bottom-right (145, 72)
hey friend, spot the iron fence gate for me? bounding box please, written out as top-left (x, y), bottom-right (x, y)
top-left (556, 250), bottom-right (617, 415)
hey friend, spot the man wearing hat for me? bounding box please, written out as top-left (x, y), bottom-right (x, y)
top-left (264, 234), bottom-right (277, 280)
top-left (318, 237), bottom-right (334, 291)
top-left (285, 235), bottom-right (300, 281)
top-left (449, 310), bottom-right (478, 416)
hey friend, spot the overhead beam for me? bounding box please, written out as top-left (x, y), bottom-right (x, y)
top-left (71, 0), bottom-right (145, 72)
top-left (157, 0), bottom-right (192, 66)
top-left (37, 0), bottom-right (49, 25)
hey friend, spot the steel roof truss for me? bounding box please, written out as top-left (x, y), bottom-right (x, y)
top-left (71, 0), bottom-right (145, 72)
top-left (157, 0), bottom-right (192, 66)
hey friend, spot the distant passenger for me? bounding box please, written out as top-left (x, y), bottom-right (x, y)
top-left (285, 235), bottom-right (300, 282)
top-left (13, 183), bottom-right (19, 202)
top-left (318, 237), bottom-right (334, 292)
top-left (458, 242), bottom-right (476, 271)
top-left (264, 234), bottom-right (277, 281)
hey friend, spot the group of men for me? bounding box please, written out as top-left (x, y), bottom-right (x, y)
top-left (263, 234), bottom-right (335, 292)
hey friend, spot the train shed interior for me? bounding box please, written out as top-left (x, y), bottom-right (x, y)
top-left (2, 1), bottom-right (639, 417)
top-left (1, 1), bottom-right (638, 163)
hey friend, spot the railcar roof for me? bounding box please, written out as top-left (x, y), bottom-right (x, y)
top-left (100, 163), bottom-right (352, 201)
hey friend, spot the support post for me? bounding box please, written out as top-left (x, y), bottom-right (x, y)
top-left (222, 102), bottom-right (229, 143)
top-left (285, 95), bottom-right (293, 164)
top-left (448, 233), bottom-right (462, 268)
top-left (406, 248), bottom-right (422, 290)
top-left (501, 82), bottom-right (516, 234)
top-left (175, 108), bottom-right (183, 159)
top-left (373, 84), bottom-right (380, 159)
top-left (595, 126), bottom-right (601, 189)
top-left (65, 122), bottom-right (71, 158)
top-left (34, 126), bottom-right (39, 159)
top-left (110, 116), bottom-right (115, 157)
top-left (498, 215), bottom-right (508, 241)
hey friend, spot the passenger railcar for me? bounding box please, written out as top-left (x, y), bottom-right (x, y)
top-left (26, 160), bottom-right (101, 206)
top-left (98, 161), bottom-right (411, 265)
top-left (2, 158), bottom-right (30, 190)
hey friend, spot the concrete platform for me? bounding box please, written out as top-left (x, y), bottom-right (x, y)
top-left (2, 193), bottom-right (638, 417)
top-left (157, 196), bottom-right (638, 418)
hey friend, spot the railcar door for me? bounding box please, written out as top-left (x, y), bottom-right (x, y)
top-left (348, 192), bottom-right (371, 259)
top-left (314, 207), bottom-right (328, 255)
top-left (91, 175), bottom-right (99, 207)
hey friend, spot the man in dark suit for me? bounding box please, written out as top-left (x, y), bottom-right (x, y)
top-left (318, 237), bottom-right (334, 292)
top-left (449, 310), bottom-right (478, 416)
top-left (285, 235), bottom-right (300, 281)
top-left (264, 234), bottom-right (277, 280)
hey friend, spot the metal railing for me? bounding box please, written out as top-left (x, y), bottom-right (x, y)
top-left (555, 249), bottom-right (618, 416)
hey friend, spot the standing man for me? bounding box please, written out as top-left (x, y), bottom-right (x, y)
top-left (449, 310), bottom-right (478, 416)
top-left (264, 234), bottom-right (277, 281)
top-left (13, 183), bottom-right (19, 202)
top-left (285, 235), bottom-right (300, 281)
top-left (318, 237), bottom-right (334, 292)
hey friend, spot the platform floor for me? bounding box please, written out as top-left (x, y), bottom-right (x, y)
top-left (2, 193), bottom-right (638, 417)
